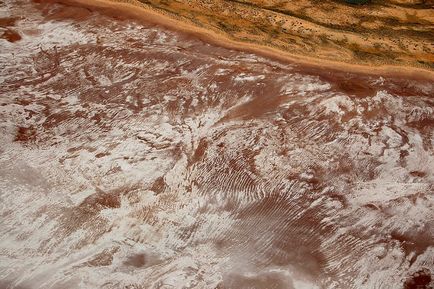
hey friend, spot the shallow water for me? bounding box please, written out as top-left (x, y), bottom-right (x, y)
top-left (0, 1), bottom-right (433, 289)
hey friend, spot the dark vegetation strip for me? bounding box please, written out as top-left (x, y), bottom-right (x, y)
top-left (225, 0), bottom-right (432, 37)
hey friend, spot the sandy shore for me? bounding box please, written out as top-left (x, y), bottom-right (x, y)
top-left (58, 0), bottom-right (434, 82)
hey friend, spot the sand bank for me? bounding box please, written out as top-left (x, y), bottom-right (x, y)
top-left (55, 0), bottom-right (434, 82)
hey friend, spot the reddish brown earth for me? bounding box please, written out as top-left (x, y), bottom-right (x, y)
top-left (0, 1), bottom-right (433, 289)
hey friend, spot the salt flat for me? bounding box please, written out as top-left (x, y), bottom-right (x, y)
top-left (0, 1), bottom-right (433, 288)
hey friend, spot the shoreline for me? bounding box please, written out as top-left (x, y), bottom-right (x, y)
top-left (56, 0), bottom-right (434, 82)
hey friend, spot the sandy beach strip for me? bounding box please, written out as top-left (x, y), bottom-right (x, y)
top-left (55, 0), bottom-right (434, 82)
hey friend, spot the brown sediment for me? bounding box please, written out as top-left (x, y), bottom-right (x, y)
top-left (0, 16), bottom-right (21, 42)
top-left (0, 17), bottom-right (19, 27)
top-left (314, 73), bottom-right (377, 98)
top-left (46, 0), bottom-right (434, 82)
top-left (191, 138), bottom-right (209, 165)
top-left (15, 126), bottom-right (37, 142)
top-left (220, 83), bottom-right (286, 121)
top-left (150, 177), bottom-right (166, 194)
top-left (44, 4), bottom-right (93, 21)
top-left (1, 29), bottom-right (21, 42)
